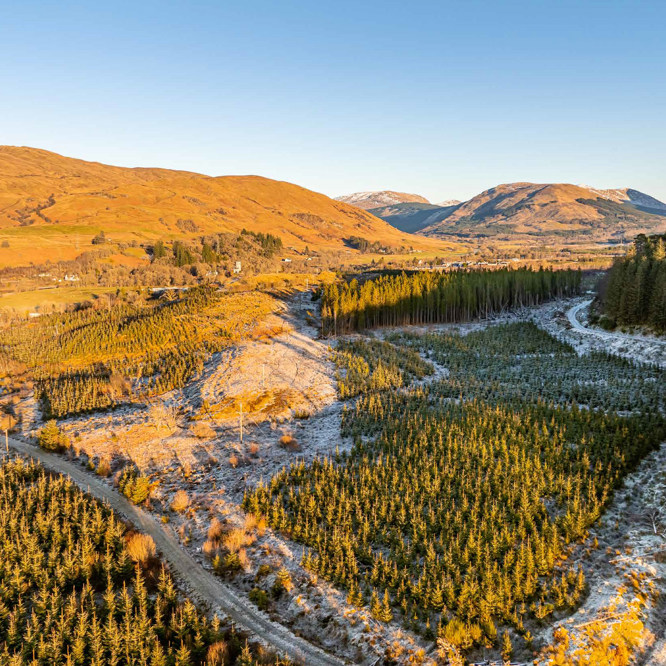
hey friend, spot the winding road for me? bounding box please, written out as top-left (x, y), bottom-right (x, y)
top-left (566, 299), bottom-right (666, 348)
top-left (5, 436), bottom-right (345, 666)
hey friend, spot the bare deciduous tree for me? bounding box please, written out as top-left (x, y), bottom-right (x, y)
top-left (644, 483), bottom-right (666, 539)
top-left (149, 401), bottom-right (178, 432)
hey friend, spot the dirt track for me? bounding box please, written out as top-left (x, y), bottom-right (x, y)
top-left (5, 435), bottom-right (345, 666)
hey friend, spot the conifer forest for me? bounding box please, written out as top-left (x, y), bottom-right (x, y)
top-left (320, 267), bottom-right (581, 335)
top-left (0, 458), bottom-right (287, 665)
top-left (1, 260), bottom-right (663, 664)
top-left (244, 322), bottom-right (666, 656)
top-left (599, 233), bottom-right (666, 331)
top-left (0, 287), bottom-right (275, 418)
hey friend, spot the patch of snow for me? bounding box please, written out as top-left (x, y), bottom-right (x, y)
top-left (579, 185), bottom-right (666, 211)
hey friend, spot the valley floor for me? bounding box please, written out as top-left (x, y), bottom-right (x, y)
top-left (9, 293), bottom-right (666, 665)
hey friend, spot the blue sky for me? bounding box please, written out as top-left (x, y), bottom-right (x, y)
top-left (1, 0), bottom-right (665, 202)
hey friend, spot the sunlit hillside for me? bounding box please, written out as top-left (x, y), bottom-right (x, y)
top-left (0, 146), bottom-right (450, 267)
top-left (420, 182), bottom-right (666, 242)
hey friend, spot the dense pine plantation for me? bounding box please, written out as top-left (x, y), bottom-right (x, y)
top-left (334, 339), bottom-right (433, 399)
top-left (320, 267), bottom-right (581, 334)
top-left (244, 324), bottom-right (666, 657)
top-left (0, 458), bottom-right (286, 665)
top-left (0, 287), bottom-right (275, 418)
top-left (599, 233), bottom-right (666, 331)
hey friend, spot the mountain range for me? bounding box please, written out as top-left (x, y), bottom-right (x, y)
top-left (339, 184), bottom-right (666, 244)
top-left (334, 191), bottom-right (431, 210)
top-left (0, 147), bottom-right (443, 268)
top-left (2, 146), bottom-right (665, 271)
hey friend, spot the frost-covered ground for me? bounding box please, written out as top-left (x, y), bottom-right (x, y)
top-left (533, 443), bottom-right (666, 665)
top-left (540, 298), bottom-right (665, 367)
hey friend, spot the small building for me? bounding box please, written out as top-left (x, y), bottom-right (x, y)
top-left (281, 258), bottom-right (292, 263)
top-left (64, 274), bottom-right (80, 282)
top-left (233, 261), bottom-right (242, 274)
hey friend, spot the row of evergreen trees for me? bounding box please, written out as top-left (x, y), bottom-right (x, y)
top-left (320, 267), bottom-right (581, 334)
top-left (599, 233), bottom-right (666, 331)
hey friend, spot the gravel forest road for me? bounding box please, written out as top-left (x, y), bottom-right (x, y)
top-left (567, 299), bottom-right (666, 348)
top-left (6, 436), bottom-right (345, 666)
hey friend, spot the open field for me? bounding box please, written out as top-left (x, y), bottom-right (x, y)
top-left (0, 285), bottom-right (119, 313)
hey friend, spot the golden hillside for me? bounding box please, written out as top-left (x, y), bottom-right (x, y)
top-left (0, 147), bottom-right (446, 267)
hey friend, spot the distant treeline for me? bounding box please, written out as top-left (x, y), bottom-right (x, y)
top-left (320, 267), bottom-right (581, 334)
top-left (599, 234), bottom-right (666, 332)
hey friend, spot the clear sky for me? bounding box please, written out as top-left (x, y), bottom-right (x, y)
top-left (1, 0), bottom-right (665, 202)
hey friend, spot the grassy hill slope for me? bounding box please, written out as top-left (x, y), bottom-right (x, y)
top-left (0, 147), bottom-right (447, 267)
top-left (361, 182), bottom-right (666, 245)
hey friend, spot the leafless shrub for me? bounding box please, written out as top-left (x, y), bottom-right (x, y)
top-left (206, 641), bottom-right (228, 665)
top-left (229, 454), bottom-right (239, 468)
top-left (203, 539), bottom-right (220, 558)
top-left (149, 401), bottom-right (178, 431)
top-left (96, 456), bottom-right (112, 477)
top-left (247, 442), bottom-right (260, 457)
top-left (237, 548), bottom-right (250, 571)
top-left (644, 485), bottom-right (666, 538)
top-left (223, 527), bottom-right (255, 553)
top-left (244, 513), bottom-right (267, 537)
top-left (178, 523), bottom-right (191, 544)
top-left (208, 517), bottom-right (226, 541)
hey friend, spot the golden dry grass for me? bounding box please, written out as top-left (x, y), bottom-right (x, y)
top-left (170, 490), bottom-right (190, 513)
top-left (0, 286), bottom-right (118, 314)
top-left (207, 388), bottom-right (303, 421)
